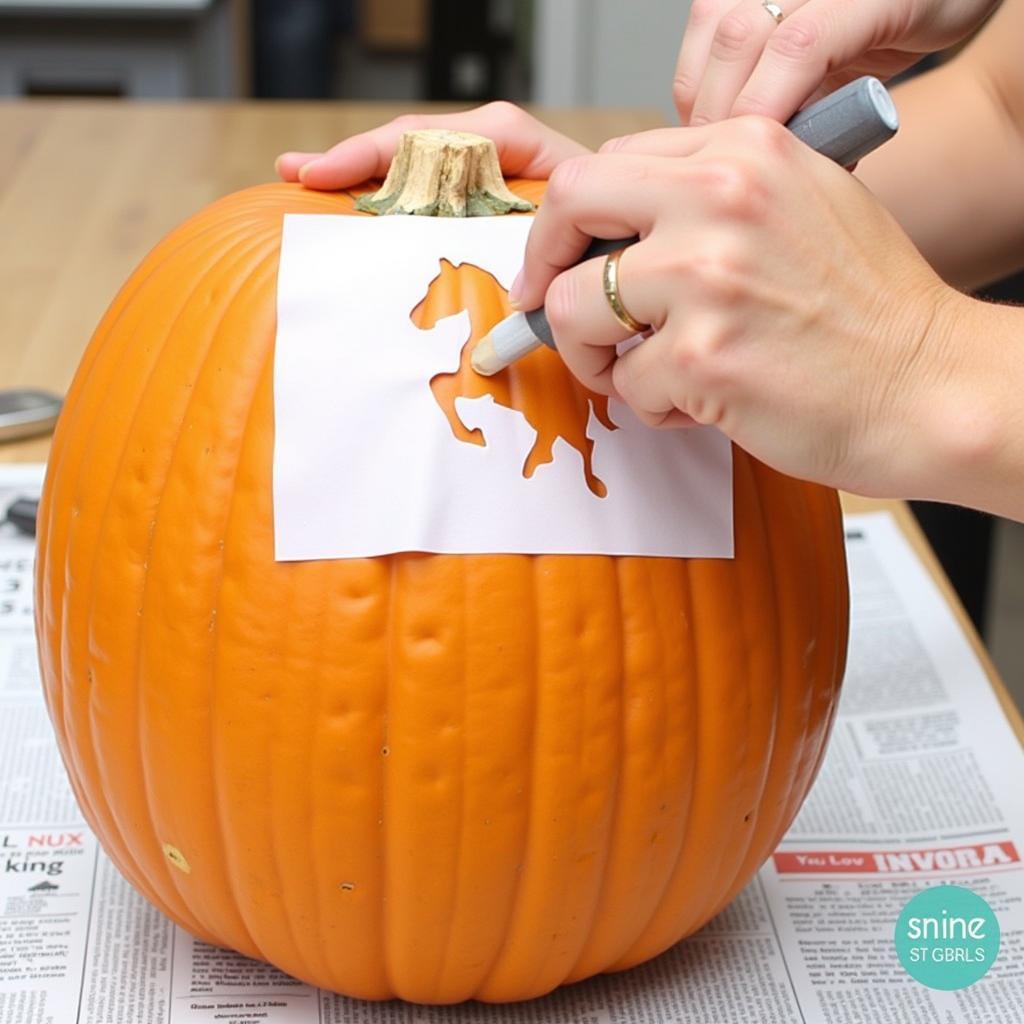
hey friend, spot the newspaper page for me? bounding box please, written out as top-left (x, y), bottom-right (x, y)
top-left (2, 462), bottom-right (1023, 1024)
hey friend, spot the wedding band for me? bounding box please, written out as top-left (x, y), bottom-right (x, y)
top-left (761, 0), bottom-right (784, 24)
top-left (602, 249), bottom-right (648, 335)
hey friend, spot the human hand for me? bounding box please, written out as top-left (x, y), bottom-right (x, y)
top-left (674, 0), bottom-right (999, 126)
top-left (275, 102), bottom-right (589, 190)
top-left (510, 118), bottom-right (965, 498)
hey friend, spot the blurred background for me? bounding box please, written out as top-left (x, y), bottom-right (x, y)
top-left (0, 0), bottom-right (690, 115)
top-left (1, 0), bottom-right (1021, 699)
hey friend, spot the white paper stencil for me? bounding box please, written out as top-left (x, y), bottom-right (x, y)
top-left (272, 214), bottom-right (733, 560)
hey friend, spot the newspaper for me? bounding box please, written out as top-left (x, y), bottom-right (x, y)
top-left (3, 462), bottom-right (1023, 1024)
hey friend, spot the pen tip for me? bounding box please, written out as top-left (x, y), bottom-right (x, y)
top-left (471, 333), bottom-right (506, 377)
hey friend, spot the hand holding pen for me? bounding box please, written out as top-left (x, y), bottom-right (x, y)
top-left (493, 125), bottom-right (945, 498)
top-left (467, 78), bottom-right (970, 502)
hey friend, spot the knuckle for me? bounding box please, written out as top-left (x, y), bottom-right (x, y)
top-left (711, 12), bottom-right (757, 59)
top-left (661, 235), bottom-right (747, 300)
top-left (672, 71), bottom-right (696, 98)
top-left (734, 114), bottom-right (792, 157)
top-left (673, 72), bottom-right (698, 115)
top-left (391, 113), bottom-right (423, 129)
top-left (685, 392), bottom-right (727, 427)
top-left (636, 407), bottom-right (670, 429)
top-left (656, 247), bottom-right (697, 285)
top-left (668, 335), bottom-right (728, 412)
top-left (667, 332), bottom-right (703, 376)
top-left (765, 18), bottom-right (821, 62)
top-left (695, 158), bottom-right (769, 219)
top-left (693, 245), bottom-right (747, 301)
top-left (481, 99), bottom-right (526, 126)
top-left (543, 273), bottom-right (580, 338)
top-left (545, 155), bottom-right (590, 204)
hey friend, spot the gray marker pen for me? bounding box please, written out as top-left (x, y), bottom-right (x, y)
top-left (472, 75), bottom-right (899, 377)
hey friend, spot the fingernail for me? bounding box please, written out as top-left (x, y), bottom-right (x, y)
top-left (297, 160), bottom-right (319, 183)
top-left (508, 270), bottom-right (525, 308)
top-left (274, 155), bottom-right (284, 177)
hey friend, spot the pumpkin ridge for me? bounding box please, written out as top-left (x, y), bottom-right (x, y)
top-left (198, 256), bottom-right (308, 967)
top-left (559, 558), bottom-right (617, 987)
top-left (563, 556), bottom-right (629, 983)
top-left (475, 554), bottom-right (542, 999)
top-left (747, 470), bottom-right (844, 866)
top-left (95, 231), bottom-right (279, 944)
top-left (712, 453), bottom-right (779, 909)
top-left (58, 223), bottom-right (278, 929)
top-left (673, 523), bottom-right (752, 940)
top-left (787, 483), bottom-right (848, 815)
top-left (721, 457), bottom-right (784, 903)
top-left (381, 553), bottom-right (397, 995)
top-left (303, 562), bottom-right (346, 983)
top-left (432, 558), bottom-right (470, 1000)
top-left (478, 553), bottom-right (577, 1002)
top-left (573, 557), bottom-right (694, 975)
top-left (720, 460), bottom-right (794, 883)
top-left (697, 452), bottom-right (781, 924)
top-left (765, 475), bottom-right (836, 844)
top-left (34, 205), bottom-right (249, 856)
top-left (135, 239), bottom-right (282, 951)
top-left (611, 551), bottom-right (708, 969)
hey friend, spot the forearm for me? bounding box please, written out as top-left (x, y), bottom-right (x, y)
top-left (854, 0), bottom-right (1024, 291)
top-left (911, 295), bottom-right (1024, 519)
top-left (856, 59), bottom-right (1024, 290)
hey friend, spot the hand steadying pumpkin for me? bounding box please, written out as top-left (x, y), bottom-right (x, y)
top-left (275, 102), bottom-right (587, 188)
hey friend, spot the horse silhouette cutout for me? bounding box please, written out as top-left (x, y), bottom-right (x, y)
top-left (410, 258), bottom-right (616, 499)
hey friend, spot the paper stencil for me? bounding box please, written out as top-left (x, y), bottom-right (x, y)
top-left (273, 214), bottom-right (733, 560)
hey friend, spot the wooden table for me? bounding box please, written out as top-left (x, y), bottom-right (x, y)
top-left (2, 98), bottom-right (1020, 743)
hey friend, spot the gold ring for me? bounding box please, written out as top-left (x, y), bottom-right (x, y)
top-left (602, 249), bottom-right (648, 334)
top-left (761, 0), bottom-right (784, 24)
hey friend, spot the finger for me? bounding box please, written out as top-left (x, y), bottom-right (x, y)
top-left (543, 253), bottom-right (653, 395)
top-left (673, 0), bottom-right (734, 123)
top-left (297, 124), bottom-right (411, 190)
top-left (609, 330), bottom-right (681, 425)
top-left (599, 123), bottom-right (715, 157)
top-left (276, 151), bottom-right (322, 182)
top-left (516, 155), bottom-right (672, 310)
top-left (731, 0), bottom-right (892, 122)
top-left (610, 324), bottom-right (712, 430)
top-left (689, 0), bottom-right (811, 125)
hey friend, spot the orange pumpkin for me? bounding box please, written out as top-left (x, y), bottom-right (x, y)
top-left (35, 177), bottom-right (848, 1004)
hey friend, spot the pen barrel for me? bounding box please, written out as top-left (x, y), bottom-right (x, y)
top-left (526, 75), bottom-right (898, 350)
top-left (785, 76), bottom-right (898, 167)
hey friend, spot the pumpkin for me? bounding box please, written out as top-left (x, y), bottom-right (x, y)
top-left (35, 130), bottom-right (848, 1004)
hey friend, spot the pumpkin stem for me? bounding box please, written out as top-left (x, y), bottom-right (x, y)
top-left (355, 129), bottom-right (534, 217)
